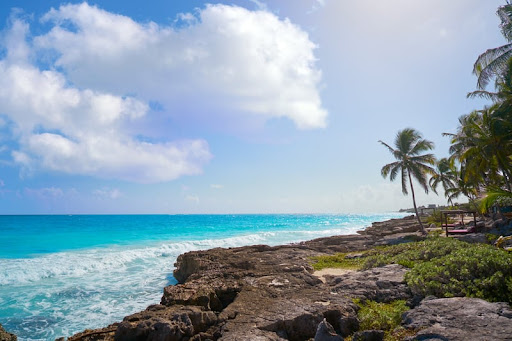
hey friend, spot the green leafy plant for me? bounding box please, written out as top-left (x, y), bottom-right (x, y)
top-left (310, 252), bottom-right (365, 271)
top-left (354, 299), bottom-right (408, 330)
top-left (359, 237), bottom-right (512, 303)
top-left (405, 245), bottom-right (512, 303)
top-left (361, 237), bottom-right (463, 269)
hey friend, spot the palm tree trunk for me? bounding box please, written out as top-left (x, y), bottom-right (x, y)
top-left (408, 171), bottom-right (427, 235)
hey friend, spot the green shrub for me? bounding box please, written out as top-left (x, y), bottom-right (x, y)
top-left (310, 252), bottom-right (365, 271)
top-left (360, 237), bottom-right (512, 303)
top-left (314, 238), bottom-right (512, 304)
top-left (486, 233), bottom-right (499, 244)
top-left (354, 299), bottom-right (409, 332)
top-left (406, 245), bottom-right (512, 303)
top-left (424, 210), bottom-right (445, 227)
top-left (362, 237), bottom-right (465, 269)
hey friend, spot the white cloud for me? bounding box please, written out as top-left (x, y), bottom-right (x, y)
top-left (0, 16), bottom-right (211, 183)
top-left (210, 184), bottom-right (224, 189)
top-left (35, 2), bottom-right (326, 129)
top-left (93, 187), bottom-right (121, 199)
top-left (0, 2), bottom-right (325, 183)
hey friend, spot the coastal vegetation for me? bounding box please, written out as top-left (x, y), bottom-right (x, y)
top-left (310, 252), bottom-right (364, 271)
top-left (311, 237), bottom-right (512, 304)
top-left (352, 299), bottom-right (411, 341)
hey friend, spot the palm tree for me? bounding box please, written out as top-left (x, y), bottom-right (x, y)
top-left (445, 107), bottom-right (512, 192)
top-left (473, 2), bottom-right (512, 90)
top-left (379, 128), bottom-right (436, 234)
top-left (444, 166), bottom-right (482, 215)
top-left (429, 158), bottom-right (457, 205)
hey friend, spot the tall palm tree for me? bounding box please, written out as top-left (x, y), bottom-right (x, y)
top-left (473, 2), bottom-right (512, 90)
top-left (429, 158), bottom-right (457, 205)
top-left (379, 128), bottom-right (436, 234)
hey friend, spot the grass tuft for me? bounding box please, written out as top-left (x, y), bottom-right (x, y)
top-left (310, 252), bottom-right (365, 271)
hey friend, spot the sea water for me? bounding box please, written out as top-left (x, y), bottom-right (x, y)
top-left (0, 213), bottom-right (407, 340)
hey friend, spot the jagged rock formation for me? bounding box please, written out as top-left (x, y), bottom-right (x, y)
top-left (0, 324), bottom-right (16, 341)
top-left (403, 297), bottom-right (512, 340)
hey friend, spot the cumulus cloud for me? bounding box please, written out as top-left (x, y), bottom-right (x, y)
top-left (0, 2), bottom-right (325, 183)
top-left (35, 2), bottom-right (326, 129)
top-left (0, 14), bottom-right (211, 183)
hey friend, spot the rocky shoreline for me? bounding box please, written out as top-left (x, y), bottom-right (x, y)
top-left (2, 215), bottom-right (512, 341)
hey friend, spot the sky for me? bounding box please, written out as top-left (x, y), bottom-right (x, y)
top-left (0, 0), bottom-right (506, 214)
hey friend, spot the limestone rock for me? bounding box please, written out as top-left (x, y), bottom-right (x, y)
top-left (115, 305), bottom-right (217, 341)
top-left (352, 329), bottom-right (384, 341)
top-left (403, 297), bottom-right (512, 340)
top-left (314, 319), bottom-right (343, 341)
top-left (352, 330), bottom-right (384, 341)
top-left (0, 324), bottom-right (16, 341)
top-left (329, 264), bottom-right (412, 303)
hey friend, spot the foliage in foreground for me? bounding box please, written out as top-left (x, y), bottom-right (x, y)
top-left (351, 299), bottom-right (411, 341)
top-left (364, 237), bottom-right (512, 303)
top-left (362, 237), bottom-right (463, 269)
top-left (354, 299), bottom-right (408, 331)
top-left (406, 245), bottom-right (512, 303)
top-left (312, 237), bottom-right (512, 303)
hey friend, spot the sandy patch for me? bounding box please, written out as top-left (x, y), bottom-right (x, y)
top-left (313, 268), bottom-right (355, 283)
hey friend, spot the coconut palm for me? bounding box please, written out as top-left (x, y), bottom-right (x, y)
top-left (429, 158), bottom-right (457, 205)
top-left (444, 166), bottom-right (482, 214)
top-left (473, 2), bottom-right (512, 90)
top-left (445, 107), bottom-right (512, 191)
top-left (379, 128), bottom-right (436, 234)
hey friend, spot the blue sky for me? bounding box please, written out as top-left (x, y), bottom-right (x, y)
top-left (0, 0), bottom-right (505, 214)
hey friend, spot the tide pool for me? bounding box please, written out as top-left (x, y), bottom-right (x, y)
top-left (0, 213), bottom-right (406, 340)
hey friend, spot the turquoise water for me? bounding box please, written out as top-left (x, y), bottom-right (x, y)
top-left (0, 213), bottom-right (406, 340)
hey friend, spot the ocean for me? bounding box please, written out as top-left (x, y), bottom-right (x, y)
top-left (0, 213), bottom-right (406, 340)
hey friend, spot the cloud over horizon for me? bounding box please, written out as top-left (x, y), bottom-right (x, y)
top-left (0, 2), bottom-right (326, 183)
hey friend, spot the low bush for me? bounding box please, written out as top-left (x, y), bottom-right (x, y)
top-left (354, 299), bottom-right (408, 331)
top-left (406, 244), bottom-right (512, 303)
top-left (361, 237), bottom-right (465, 269)
top-left (311, 237), bottom-right (512, 303)
top-left (310, 252), bottom-right (364, 271)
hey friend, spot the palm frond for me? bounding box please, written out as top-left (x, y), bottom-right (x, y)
top-left (480, 187), bottom-right (512, 212)
top-left (466, 90), bottom-right (500, 101)
top-left (473, 45), bottom-right (512, 89)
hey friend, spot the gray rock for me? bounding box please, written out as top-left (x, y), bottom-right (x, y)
top-left (403, 297), bottom-right (512, 340)
top-left (329, 264), bottom-right (412, 303)
top-left (0, 324), bottom-right (16, 341)
top-left (352, 330), bottom-right (384, 341)
top-left (115, 305), bottom-right (217, 341)
top-left (314, 319), bottom-right (343, 341)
